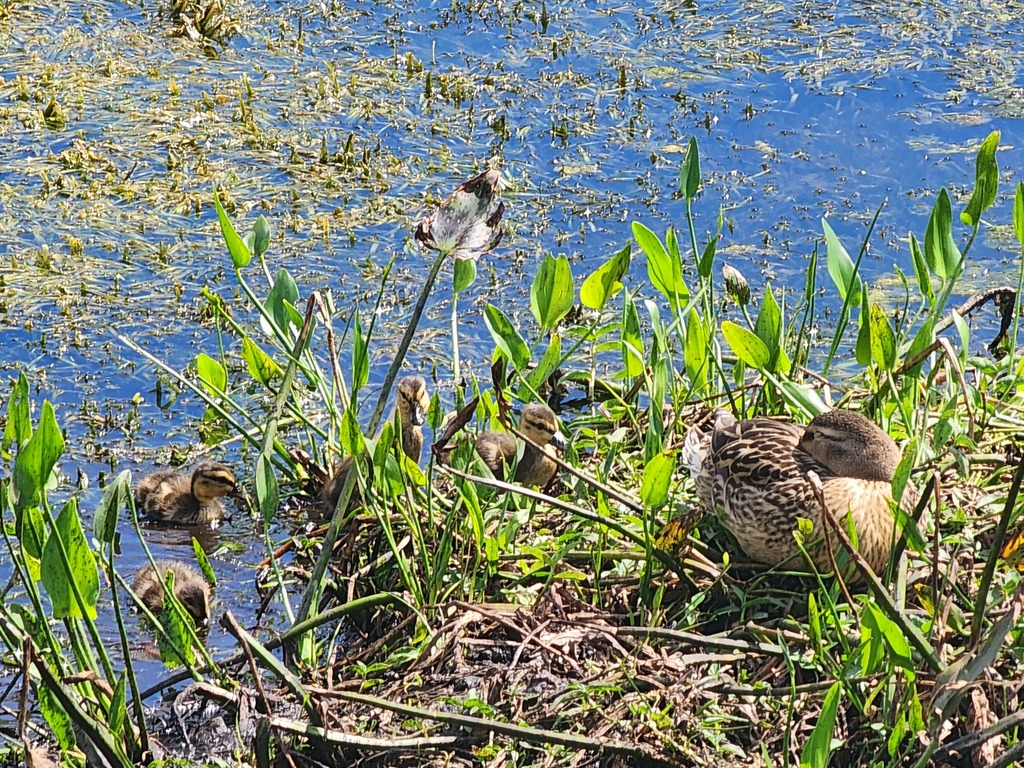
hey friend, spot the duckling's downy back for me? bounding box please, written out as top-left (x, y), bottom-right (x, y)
top-left (135, 461), bottom-right (236, 525)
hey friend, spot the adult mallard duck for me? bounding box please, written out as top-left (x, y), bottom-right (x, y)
top-left (476, 403), bottom-right (566, 488)
top-left (320, 375), bottom-right (431, 511)
top-left (683, 409), bottom-right (914, 575)
top-left (131, 560), bottom-right (211, 625)
top-left (136, 461), bottom-right (237, 525)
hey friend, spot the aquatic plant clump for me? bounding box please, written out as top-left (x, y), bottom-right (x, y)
top-left (5, 135), bottom-right (1024, 766)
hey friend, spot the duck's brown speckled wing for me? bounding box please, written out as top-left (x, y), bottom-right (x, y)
top-left (703, 417), bottom-right (834, 566)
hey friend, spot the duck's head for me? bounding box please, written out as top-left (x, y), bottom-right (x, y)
top-left (799, 410), bottom-right (901, 482)
top-left (520, 403), bottom-right (566, 450)
top-left (175, 579), bottom-right (211, 625)
top-left (396, 375), bottom-right (430, 428)
top-left (191, 461), bottom-right (238, 503)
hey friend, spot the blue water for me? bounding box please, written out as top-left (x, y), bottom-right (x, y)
top-left (1, 0), bottom-right (1023, 686)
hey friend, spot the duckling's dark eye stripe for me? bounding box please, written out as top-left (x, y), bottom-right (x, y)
top-left (524, 418), bottom-right (554, 432)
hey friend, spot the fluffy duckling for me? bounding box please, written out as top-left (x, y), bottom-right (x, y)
top-left (684, 409), bottom-right (915, 575)
top-left (395, 375), bottom-right (431, 463)
top-left (135, 461), bottom-right (237, 524)
top-left (319, 375), bottom-right (431, 511)
top-left (131, 560), bottom-right (211, 625)
top-left (475, 403), bottom-right (566, 487)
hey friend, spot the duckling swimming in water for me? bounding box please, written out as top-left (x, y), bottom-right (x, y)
top-left (131, 560), bottom-right (211, 625)
top-left (320, 375), bottom-right (431, 511)
top-left (684, 408), bottom-right (914, 575)
top-left (475, 403), bottom-right (566, 488)
top-left (136, 461), bottom-right (237, 525)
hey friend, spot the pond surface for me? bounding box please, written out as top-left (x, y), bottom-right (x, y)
top-left (1, 0), bottom-right (1024, 688)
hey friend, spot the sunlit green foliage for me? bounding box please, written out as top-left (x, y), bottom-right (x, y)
top-left (5, 131), bottom-right (1024, 766)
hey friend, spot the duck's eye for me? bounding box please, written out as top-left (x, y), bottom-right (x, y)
top-left (803, 432), bottom-right (815, 443)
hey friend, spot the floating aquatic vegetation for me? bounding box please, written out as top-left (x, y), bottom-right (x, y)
top-left (168, 0), bottom-right (242, 45)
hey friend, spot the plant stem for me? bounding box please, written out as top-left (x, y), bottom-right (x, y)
top-left (451, 288), bottom-right (461, 397)
top-left (294, 249), bottom-right (448, 629)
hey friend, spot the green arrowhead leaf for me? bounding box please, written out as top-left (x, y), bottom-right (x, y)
top-left (213, 188), bottom-right (251, 268)
top-left (961, 130), bottom-right (1000, 227)
top-left (530, 253), bottom-right (574, 331)
top-left (581, 243), bottom-right (630, 310)
top-left (721, 320), bottom-right (769, 369)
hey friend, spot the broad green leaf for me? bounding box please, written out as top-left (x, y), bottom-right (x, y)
top-left (213, 188), bottom-right (251, 268)
top-left (20, 506), bottom-right (45, 581)
top-left (891, 497), bottom-right (926, 556)
top-left (247, 214), bottom-right (271, 259)
top-left (799, 681), bottom-right (841, 768)
top-left (13, 400), bottom-right (64, 513)
top-left (93, 469), bottom-right (131, 546)
top-left (398, 451), bottom-right (426, 487)
top-left (376, 423), bottom-right (407, 496)
top-left (924, 189), bottom-right (963, 278)
top-left (862, 602), bottom-right (913, 669)
top-left (340, 407), bottom-right (365, 460)
top-left (869, 302), bottom-right (896, 369)
top-left (156, 569), bottom-right (196, 667)
top-left (697, 234), bottom-right (718, 280)
top-left (41, 498), bottom-right (99, 620)
top-left (453, 256), bottom-right (477, 293)
top-left (755, 284), bottom-right (782, 370)
top-left (1015, 182), bottom-right (1024, 248)
top-left (684, 309), bottom-right (708, 393)
top-left (2, 372), bottom-right (31, 455)
top-left (196, 353), bottom-right (227, 396)
top-left (952, 310), bottom-right (970, 359)
top-left (373, 420), bottom-right (395, 470)
top-left (903, 316), bottom-right (935, 377)
top-left (531, 254), bottom-right (575, 331)
top-left (961, 130), bottom-right (1000, 227)
top-left (888, 710), bottom-right (908, 758)
top-left (807, 594), bottom-right (821, 659)
top-left (352, 312), bottom-right (369, 392)
top-left (822, 219), bottom-right (862, 304)
top-left (241, 337), bottom-right (283, 385)
top-left (640, 452), bottom-right (674, 510)
top-left (721, 321), bottom-right (770, 369)
top-left (36, 680), bottom-right (74, 750)
top-left (483, 304), bottom-right (531, 371)
top-left (265, 268), bottom-right (300, 336)
top-left (778, 380), bottom-right (828, 417)
top-left (908, 233), bottom-right (933, 303)
top-left (256, 453), bottom-right (279, 524)
top-left (524, 334), bottom-right (563, 395)
top-left (581, 243), bottom-right (630, 310)
top-left (192, 537), bottom-right (217, 587)
top-left (109, 674), bottom-right (127, 737)
top-left (634, 222), bottom-right (689, 303)
top-left (680, 136), bottom-right (701, 200)
top-left (621, 294), bottom-right (645, 376)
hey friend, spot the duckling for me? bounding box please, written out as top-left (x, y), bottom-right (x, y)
top-left (475, 403), bottom-right (566, 487)
top-left (683, 409), bottom-right (914, 575)
top-left (319, 375), bottom-right (431, 511)
top-left (395, 375), bottom-right (431, 463)
top-left (135, 461), bottom-right (237, 524)
top-left (131, 560), bottom-right (211, 625)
